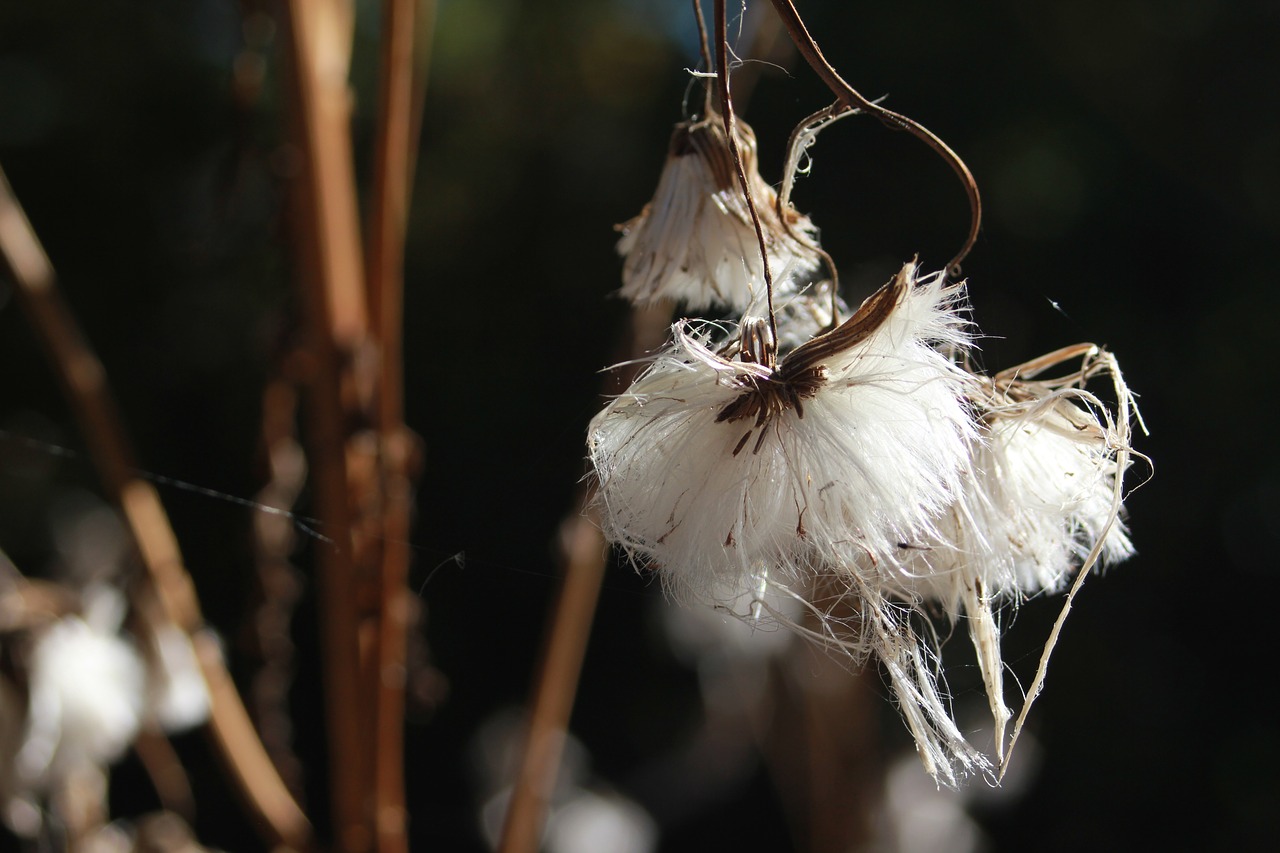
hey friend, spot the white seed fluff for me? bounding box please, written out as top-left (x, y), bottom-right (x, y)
top-left (897, 386), bottom-right (1134, 612)
top-left (616, 115), bottom-right (821, 311)
top-left (589, 262), bottom-right (978, 606)
top-left (16, 613), bottom-right (145, 787)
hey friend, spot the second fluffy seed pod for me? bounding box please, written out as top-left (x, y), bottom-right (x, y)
top-left (616, 113), bottom-right (822, 312)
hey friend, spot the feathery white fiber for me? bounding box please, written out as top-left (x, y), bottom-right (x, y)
top-left (590, 261), bottom-right (978, 605)
top-left (616, 114), bottom-right (822, 311)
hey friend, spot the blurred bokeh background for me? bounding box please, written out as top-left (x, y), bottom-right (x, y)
top-left (1, 0), bottom-right (1277, 850)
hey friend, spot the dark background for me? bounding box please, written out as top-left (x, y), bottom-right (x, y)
top-left (1, 1), bottom-right (1276, 851)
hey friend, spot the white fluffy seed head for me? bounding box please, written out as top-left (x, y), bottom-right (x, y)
top-left (17, 611), bottom-right (145, 787)
top-left (589, 262), bottom-right (979, 605)
top-left (972, 394), bottom-right (1134, 593)
top-left (616, 115), bottom-right (822, 311)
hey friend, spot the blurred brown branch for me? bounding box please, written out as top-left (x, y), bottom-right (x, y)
top-left (365, 1), bottom-right (434, 851)
top-left (0, 166), bottom-right (314, 851)
top-left (277, 0), bottom-right (432, 848)
top-left (277, 0), bottom-right (375, 847)
top-left (498, 303), bottom-right (672, 853)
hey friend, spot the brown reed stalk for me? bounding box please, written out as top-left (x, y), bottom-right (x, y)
top-left (250, 372), bottom-right (310, 802)
top-left (364, 0), bottom-right (433, 849)
top-left (497, 304), bottom-right (673, 853)
top-left (0, 166), bottom-right (313, 851)
top-left (277, 0), bottom-right (377, 848)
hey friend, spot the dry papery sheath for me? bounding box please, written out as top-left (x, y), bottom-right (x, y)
top-left (616, 113), bottom-right (823, 311)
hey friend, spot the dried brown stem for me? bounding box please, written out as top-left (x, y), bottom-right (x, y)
top-left (134, 731), bottom-right (197, 822)
top-left (497, 304), bottom-right (673, 853)
top-left (0, 167), bottom-right (312, 850)
top-left (767, 0), bottom-right (982, 276)
top-left (278, 0), bottom-right (374, 847)
top-left (691, 0), bottom-right (714, 116)
top-left (496, 504), bottom-right (608, 853)
top-left (365, 0), bottom-right (431, 848)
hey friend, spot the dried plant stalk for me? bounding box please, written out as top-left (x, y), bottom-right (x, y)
top-left (498, 304), bottom-right (673, 853)
top-left (365, 0), bottom-right (433, 849)
top-left (767, 0), bottom-right (981, 275)
top-left (250, 373), bottom-right (309, 802)
top-left (278, 0), bottom-right (378, 847)
top-left (0, 167), bottom-right (312, 850)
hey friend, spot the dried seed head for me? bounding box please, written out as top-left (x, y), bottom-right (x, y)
top-left (856, 346), bottom-right (1139, 775)
top-left (616, 114), bottom-right (822, 311)
top-left (589, 262), bottom-right (978, 605)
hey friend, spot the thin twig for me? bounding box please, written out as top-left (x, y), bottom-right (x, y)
top-left (250, 372), bottom-right (309, 802)
top-left (497, 304), bottom-right (673, 853)
top-left (691, 0), bottom-right (714, 117)
top-left (0, 166), bottom-right (313, 851)
top-left (134, 732), bottom-right (197, 822)
top-left (766, 0), bottom-right (982, 277)
top-left (365, 0), bottom-right (430, 849)
top-left (714, 0), bottom-right (779, 352)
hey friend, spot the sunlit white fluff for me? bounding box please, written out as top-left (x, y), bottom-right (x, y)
top-left (146, 623), bottom-right (211, 733)
top-left (616, 115), bottom-right (822, 311)
top-left (589, 262), bottom-right (978, 606)
top-left (15, 586), bottom-right (145, 789)
top-left (900, 386), bottom-right (1133, 608)
top-left (875, 347), bottom-right (1137, 761)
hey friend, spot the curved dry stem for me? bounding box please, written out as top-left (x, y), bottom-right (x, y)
top-left (767, 0), bottom-right (982, 277)
top-left (0, 166), bottom-right (313, 851)
top-left (779, 102), bottom-right (857, 322)
top-left (997, 349), bottom-right (1140, 778)
top-left (715, 0), bottom-right (779, 352)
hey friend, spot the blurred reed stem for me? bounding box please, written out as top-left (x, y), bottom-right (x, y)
top-left (365, 1), bottom-right (434, 850)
